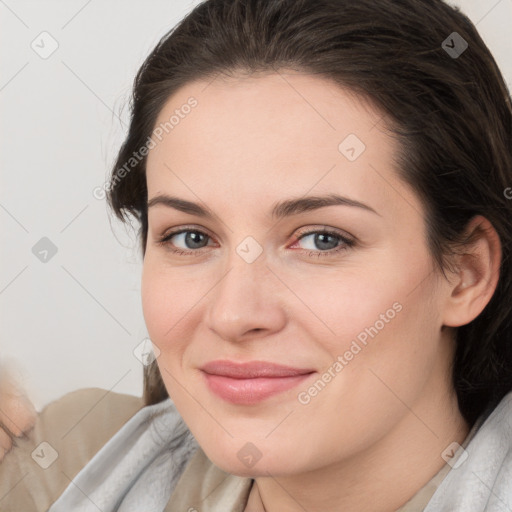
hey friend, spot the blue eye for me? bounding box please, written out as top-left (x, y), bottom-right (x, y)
top-left (156, 226), bottom-right (355, 258)
top-left (292, 229), bottom-right (355, 257)
top-left (157, 229), bottom-right (212, 255)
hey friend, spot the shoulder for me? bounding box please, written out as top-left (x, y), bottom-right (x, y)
top-left (0, 387), bottom-right (144, 512)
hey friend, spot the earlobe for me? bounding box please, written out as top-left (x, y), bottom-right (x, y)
top-left (442, 215), bottom-right (502, 328)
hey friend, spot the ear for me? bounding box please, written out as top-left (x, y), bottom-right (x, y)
top-left (442, 215), bottom-right (502, 328)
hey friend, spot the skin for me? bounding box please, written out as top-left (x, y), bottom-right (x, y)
top-left (142, 72), bottom-right (501, 512)
top-left (0, 363), bottom-right (36, 461)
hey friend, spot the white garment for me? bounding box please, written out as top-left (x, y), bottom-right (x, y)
top-left (49, 391), bottom-right (512, 512)
top-left (424, 392), bottom-right (512, 511)
top-left (48, 398), bottom-right (199, 512)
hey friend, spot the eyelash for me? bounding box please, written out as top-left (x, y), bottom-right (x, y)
top-left (156, 226), bottom-right (356, 258)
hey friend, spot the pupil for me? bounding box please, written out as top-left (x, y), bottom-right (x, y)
top-left (186, 231), bottom-right (206, 249)
top-left (315, 233), bottom-right (337, 250)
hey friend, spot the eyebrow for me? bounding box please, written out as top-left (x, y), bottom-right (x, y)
top-left (147, 193), bottom-right (380, 219)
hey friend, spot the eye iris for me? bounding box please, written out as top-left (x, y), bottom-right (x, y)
top-left (315, 233), bottom-right (338, 250)
top-left (185, 231), bottom-right (208, 249)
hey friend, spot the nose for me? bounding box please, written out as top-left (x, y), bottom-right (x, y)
top-left (204, 255), bottom-right (287, 343)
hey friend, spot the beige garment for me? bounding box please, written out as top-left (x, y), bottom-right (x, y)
top-left (0, 388), bottom-right (143, 512)
top-left (167, 416), bottom-right (482, 512)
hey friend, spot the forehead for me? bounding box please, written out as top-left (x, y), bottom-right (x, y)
top-left (145, 72), bottom-right (418, 220)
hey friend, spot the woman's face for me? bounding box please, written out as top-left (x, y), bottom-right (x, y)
top-left (142, 72), bottom-right (456, 476)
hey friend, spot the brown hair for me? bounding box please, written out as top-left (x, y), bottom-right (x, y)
top-left (107, 0), bottom-right (512, 427)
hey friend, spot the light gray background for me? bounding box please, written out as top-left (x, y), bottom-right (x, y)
top-left (1, 0), bottom-right (511, 410)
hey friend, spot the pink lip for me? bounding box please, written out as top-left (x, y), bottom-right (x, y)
top-left (200, 360), bottom-right (315, 404)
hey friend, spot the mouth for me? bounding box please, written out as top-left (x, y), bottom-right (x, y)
top-left (200, 360), bottom-right (316, 405)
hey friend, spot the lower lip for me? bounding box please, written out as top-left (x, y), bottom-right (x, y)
top-left (202, 371), bottom-right (315, 405)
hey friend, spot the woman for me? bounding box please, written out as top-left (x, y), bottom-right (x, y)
top-left (2, 0), bottom-right (512, 510)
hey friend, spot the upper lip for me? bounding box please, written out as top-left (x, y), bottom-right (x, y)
top-left (200, 360), bottom-right (315, 379)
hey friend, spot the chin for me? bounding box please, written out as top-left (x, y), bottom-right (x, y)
top-left (204, 443), bottom-right (301, 478)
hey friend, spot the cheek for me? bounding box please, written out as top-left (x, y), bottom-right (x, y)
top-left (323, 277), bottom-right (440, 412)
top-left (140, 262), bottom-right (166, 340)
top-left (141, 259), bottom-right (191, 350)
top-left (140, 262), bottom-right (195, 401)
top-left (288, 253), bottom-right (439, 381)
top-left (282, 265), bottom-right (403, 353)
top-left (141, 256), bottom-right (215, 372)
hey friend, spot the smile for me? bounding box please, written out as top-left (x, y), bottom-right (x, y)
top-left (201, 372), bottom-right (315, 405)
